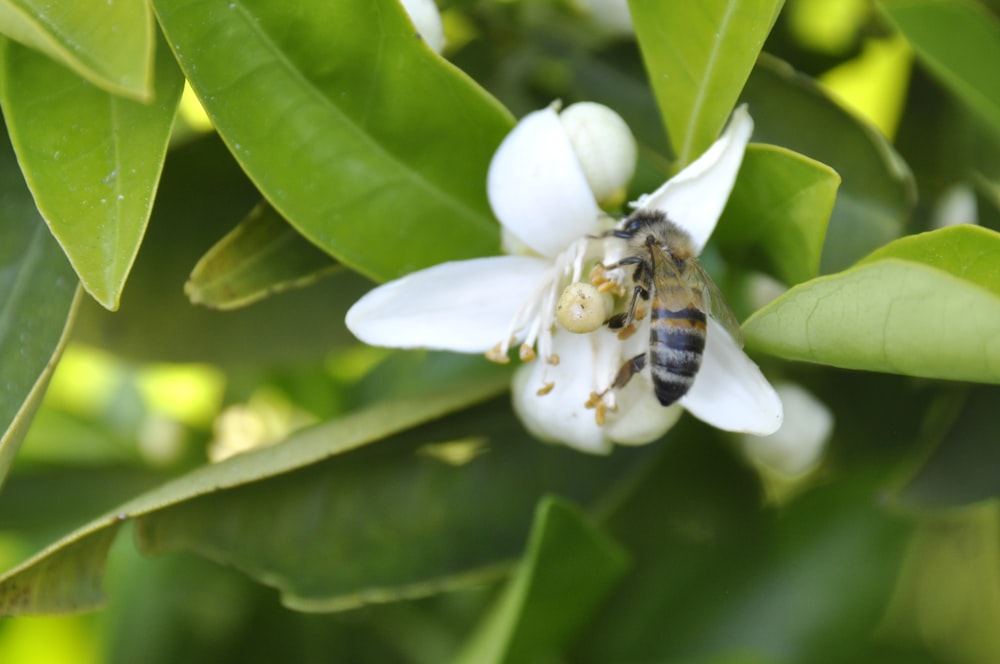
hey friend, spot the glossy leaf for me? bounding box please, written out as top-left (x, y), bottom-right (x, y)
top-left (152, 0), bottom-right (513, 283)
top-left (0, 132), bottom-right (80, 489)
top-left (0, 0), bottom-right (153, 100)
top-left (133, 400), bottom-right (651, 612)
top-left (0, 377), bottom-right (511, 616)
top-left (743, 225), bottom-right (1000, 382)
top-left (741, 55), bottom-right (916, 272)
top-left (628, 0), bottom-right (783, 166)
top-left (716, 143), bottom-right (839, 286)
top-left (185, 201), bottom-right (340, 310)
top-left (575, 435), bottom-right (911, 662)
top-left (0, 36), bottom-right (184, 310)
top-left (454, 497), bottom-right (629, 664)
top-left (880, 0), bottom-right (1000, 139)
top-left (71, 134), bottom-right (368, 368)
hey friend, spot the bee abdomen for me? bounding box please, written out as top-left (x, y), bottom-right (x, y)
top-left (649, 306), bottom-right (706, 406)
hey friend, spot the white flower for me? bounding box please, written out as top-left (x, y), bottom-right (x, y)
top-left (399, 0), bottom-right (446, 54)
top-left (346, 103), bottom-right (782, 453)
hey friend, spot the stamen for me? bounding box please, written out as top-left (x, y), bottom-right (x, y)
top-left (536, 382), bottom-right (555, 396)
top-left (519, 344), bottom-right (536, 361)
top-left (485, 343), bottom-right (510, 364)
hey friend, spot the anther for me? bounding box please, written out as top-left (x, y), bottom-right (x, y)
top-left (519, 344), bottom-right (536, 362)
top-left (536, 382), bottom-right (555, 396)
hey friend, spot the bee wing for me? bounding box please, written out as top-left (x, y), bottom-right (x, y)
top-left (687, 261), bottom-right (744, 348)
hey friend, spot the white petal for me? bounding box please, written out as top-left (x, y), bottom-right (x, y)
top-left (488, 107), bottom-right (605, 258)
top-left (633, 105), bottom-right (753, 254)
top-left (511, 329), bottom-right (613, 454)
top-left (681, 319), bottom-right (783, 435)
top-left (345, 256), bottom-right (549, 353)
top-left (740, 383), bottom-right (832, 475)
top-left (604, 374), bottom-right (683, 444)
top-left (398, 0), bottom-right (445, 54)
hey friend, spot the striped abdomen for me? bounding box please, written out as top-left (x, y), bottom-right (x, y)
top-left (648, 302), bottom-right (707, 405)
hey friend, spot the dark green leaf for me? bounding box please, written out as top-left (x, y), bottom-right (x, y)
top-left (743, 225), bottom-right (1000, 382)
top-left (152, 0), bottom-right (513, 283)
top-left (880, 0), bottom-right (1000, 140)
top-left (0, 377), bottom-right (510, 616)
top-left (185, 201), bottom-right (340, 310)
top-left (0, 34), bottom-right (183, 309)
top-left (454, 497), bottom-right (629, 664)
top-left (629, 0), bottom-right (784, 166)
top-left (0, 128), bottom-right (79, 490)
top-left (741, 55), bottom-right (916, 272)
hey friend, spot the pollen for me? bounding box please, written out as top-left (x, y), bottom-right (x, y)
top-left (519, 343), bottom-right (536, 361)
top-left (485, 343), bottom-right (510, 364)
top-left (536, 382), bottom-right (555, 396)
top-left (617, 323), bottom-right (637, 340)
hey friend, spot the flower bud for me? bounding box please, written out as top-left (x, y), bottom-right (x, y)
top-left (399, 0), bottom-right (445, 54)
top-left (740, 383), bottom-right (832, 476)
top-left (559, 102), bottom-right (637, 208)
top-left (556, 282), bottom-right (608, 333)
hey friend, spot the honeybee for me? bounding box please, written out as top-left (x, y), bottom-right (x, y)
top-left (592, 209), bottom-right (743, 406)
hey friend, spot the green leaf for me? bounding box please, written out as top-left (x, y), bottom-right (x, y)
top-left (0, 130), bottom-right (80, 491)
top-left (741, 55), bottom-right (915, 272)
top-left (133, 400), bottom-right (651, 612)
top-left (152, 0), bottom-right (513, 283)
top-left (880, 0), bottom-right (1000, 140)
top-left (71, 134), bottom-right (367, 368)
top-left (743, 225), bottom-right (1000, 383)
top-left (629, 0), bottom-right (783, 166)
top-left (0, 0), bottom-right (154, 100)
top-left (0, 377), bottom-right (510, 616)
top-left (454, 497), bottom-right (629, 664)
top-left (185, 201), bottom-right (340, 310)
top-left (0, 35), bottom-right (184, 310)
top-left (716, 144), bottom-right (839, 286)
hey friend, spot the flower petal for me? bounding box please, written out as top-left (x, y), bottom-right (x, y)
top-left (681, 319), bottom-right (783, 435)
top-left (740, 382), bottom-right (831, 475)
top-left (488, 107), bottom-right (605, 258)
top-left (633, 105), bottom-right (753, 254)
top-left (345, 256), bottom-right (550, 353)
top-left (511, 328), bottom-right (613, 454)
top-left (604, 375), bottom-right (683, 445)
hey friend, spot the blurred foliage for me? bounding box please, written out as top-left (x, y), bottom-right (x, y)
top-left (1, 0), bottom-right (999, 662)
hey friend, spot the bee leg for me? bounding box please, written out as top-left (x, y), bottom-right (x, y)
top-left (610, 353), bottom-right (647, 390)
top-left (606, 261), bottom-right (651, 331)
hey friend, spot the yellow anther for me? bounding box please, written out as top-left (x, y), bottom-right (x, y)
top-left (519, 344), bottom-right (536, 362)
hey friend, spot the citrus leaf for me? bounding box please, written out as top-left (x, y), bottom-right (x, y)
top-left (0, 131), bottom-right (79, 489)
top-left (0, 34), bottom-right (183, 310)
top-left (185, 201), bottom-right (340, 311)
top-left (716, 144), bottom-right (839, 286)
top-left (454, 497), bottom-right (629, 664)
top-left (743, 225), bottom-right (1000, 382)
top-left (152, 0), bottom-right (513, 283)
top-left (741, 55), bottom-right (916, 273)
top-left (0, 376), bottom-right (509, 616)
top-left (880, 0), bottom-right (1000, 140)
top-left (629, 0), bottom-right (783, 166)
top-left (0, 0), bottom-right (154, 100)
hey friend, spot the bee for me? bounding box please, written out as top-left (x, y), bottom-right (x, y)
top-left (592, 209), bottom-right (743, 407)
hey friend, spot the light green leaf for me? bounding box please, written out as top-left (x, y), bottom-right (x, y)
top-left (152, 0), bottom-right (513, 283)
top-left (743, 225), bottom-right (1000, 382)
top-left (741, 55), bottom-right (915, 272)
top-left (185, 201), bottom-right (340, 310)
top-left (629, 0), bottom-right (783, 166)
top-left (0, 130), bottom-right (80, 491)
top-left (0, 377), bottom-right (510, 616)
top-left (0, 0), bottom-right (153, 100)
top-left (880, 0), bottom-right (1000, 139)
top-left (716, 144), bottom-right (839, 286)
top-left (0, 35), bottom-right (184, 310)
top-left (454, 497), bottom-right (629, 664)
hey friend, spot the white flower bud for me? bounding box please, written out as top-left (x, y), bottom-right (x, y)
top-left (740, 383), bottom-right (832, 476)
top-left (559, 102), bottom-right (637, 208)
top-left (556, 282), bottom-right (608, 333)
top-left (399, 0), bottom-right (445, 54)
top-left (572, 0), bottom-right (634, 36)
